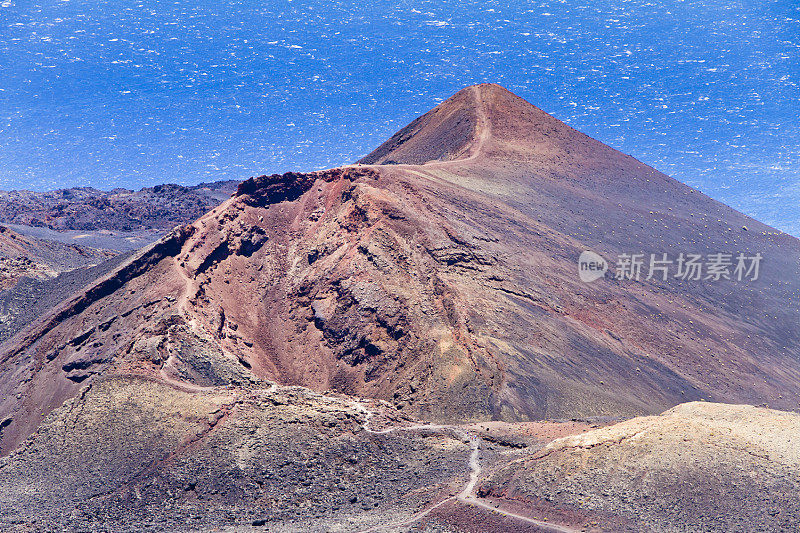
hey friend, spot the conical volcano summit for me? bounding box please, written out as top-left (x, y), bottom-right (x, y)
top-left (1, 84), bottom-right (799, 532)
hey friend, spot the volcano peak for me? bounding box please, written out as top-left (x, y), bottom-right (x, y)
top-left (357, 84), bottom-right (487, 165)
top-left (358, 83), bottom-right (611, 167)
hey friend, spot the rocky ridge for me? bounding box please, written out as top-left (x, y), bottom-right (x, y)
top-left (0, 180), bottom-right (238, 232)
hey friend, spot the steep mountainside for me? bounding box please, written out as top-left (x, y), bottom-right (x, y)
top-left (0, 251), bottom-right (133, 346)
top-left (1, 84), bottom-right (799, 531)
top-left (357, 86), bottom-right (480, 165)
top-left (3, 84), bottom-right (800, 447)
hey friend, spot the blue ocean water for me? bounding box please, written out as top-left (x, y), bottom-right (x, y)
top-left (1, 0), bottom-right (798, 233)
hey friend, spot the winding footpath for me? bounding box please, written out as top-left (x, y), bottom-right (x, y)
top-left (350, 401), bottom-right (578, 533)
top-left (170, 257), bottom-right (574, 531)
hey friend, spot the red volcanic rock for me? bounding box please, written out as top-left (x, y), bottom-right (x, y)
top-left (236, 168), bottom-right (379, 206)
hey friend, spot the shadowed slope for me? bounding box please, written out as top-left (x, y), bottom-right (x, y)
top-left (0, 225), bottom-right (114, 290)
top-left (357, 85), bottom-right (483, 165)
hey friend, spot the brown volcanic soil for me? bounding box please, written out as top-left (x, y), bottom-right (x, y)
top-left (0, 224), bottom-right (120, 347)
top-left (1, 83), bottom-right (800, 530)
top-left (0, 180), bottom-right (238, 232)
top-left (479, 402), bottom-right (800, 532)
top-left (0, 376), bottom-right (471, 532)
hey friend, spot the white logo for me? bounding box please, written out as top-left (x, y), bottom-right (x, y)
top-left (578, 251), bottom-right (608, 283)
